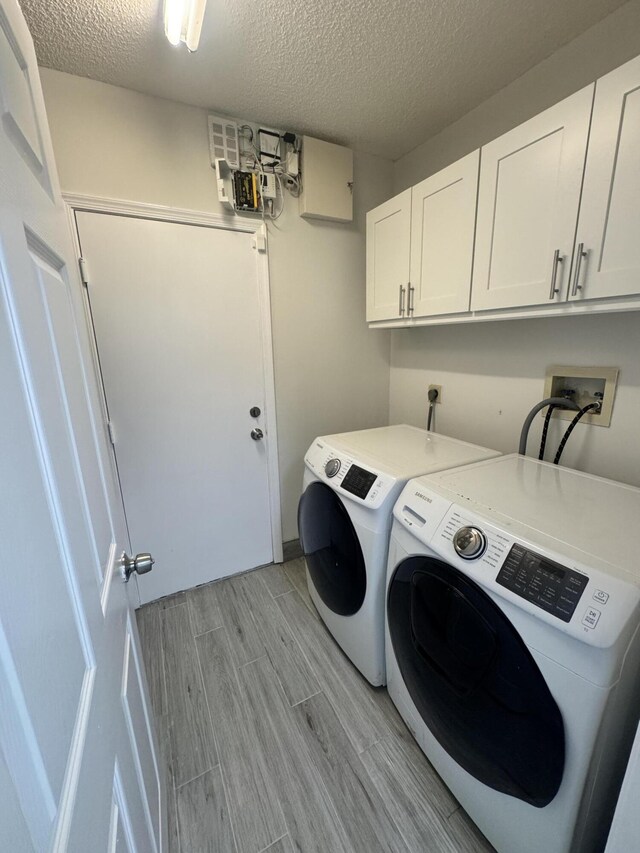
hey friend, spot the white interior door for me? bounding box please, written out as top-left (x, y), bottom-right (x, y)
top-left (471, 85), bottom-right (594, 311)
top-left (0, 3), bottom-right (162, 852)
top-left (75, 211), bottom-right (276, 604)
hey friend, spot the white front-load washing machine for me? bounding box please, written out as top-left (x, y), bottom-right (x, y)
top-left (297, 424), bottom-right (500, 685)
top-left (385, 454), bottom-right (640, 853)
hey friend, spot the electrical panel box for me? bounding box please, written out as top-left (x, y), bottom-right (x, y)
top-left (299, 136), bottom-right (353, 223)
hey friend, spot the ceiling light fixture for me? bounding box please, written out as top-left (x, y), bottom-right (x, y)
top-left (164, 0), bottom-right (207, 52)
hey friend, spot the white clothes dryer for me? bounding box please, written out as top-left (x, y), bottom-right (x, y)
top-left (385, 454), bottom-right (640, 853)
top-left (297, 425), bottom-right (499, 686)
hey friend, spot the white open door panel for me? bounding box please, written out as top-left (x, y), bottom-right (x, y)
top-left (0, 3), bottom-right (163, 850)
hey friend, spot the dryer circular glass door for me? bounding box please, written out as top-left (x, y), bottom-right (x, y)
top-left (298, 482), bottom-right (366, 616)
top-left (387, 556), bottom-right (565, 807)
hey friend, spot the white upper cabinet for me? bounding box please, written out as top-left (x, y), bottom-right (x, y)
top-left (366, 189), bottom-right (411, 321)
top-left (570, 56), bottom-right (640, 302)
top-left (410, 151), bottom-right (479, 317)
top-left (366, 54), bottom-right (640, 327)
top-left (471, 86), bottom-right (594, 311)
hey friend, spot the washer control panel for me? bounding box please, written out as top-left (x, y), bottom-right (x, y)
top-left (496, 543), bottom-right (588, 623)
top-left (395, 481), bottom-right (640, 648)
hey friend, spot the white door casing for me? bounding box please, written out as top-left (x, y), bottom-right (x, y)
top-left (0, 3), bottom-right (161, 851)
top-left (72, 205), bottom-right (281, 604)
top-left (571, 55), bottom-right (640, 302)
top-left (472, 85), bottom-right (594, 311)
top-left (410, 150), bottom-right (479, 317)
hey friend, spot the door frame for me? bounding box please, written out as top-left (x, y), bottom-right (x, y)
top-left (63, 193), bottom-right (284, 589)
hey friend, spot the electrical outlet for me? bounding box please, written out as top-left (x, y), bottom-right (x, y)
top-left (428, 384), bottom-right (442, 403)
top-left (543, 366), bottom-right (618, 427)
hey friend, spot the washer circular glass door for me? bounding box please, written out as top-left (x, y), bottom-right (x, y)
top-left (387, 555), bottom-right (565, 807)
top-left (298, 481), bottom-right (366, 616)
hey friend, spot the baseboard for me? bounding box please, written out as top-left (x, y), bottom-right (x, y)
top-left (282, 538), bottom-right (303, 562)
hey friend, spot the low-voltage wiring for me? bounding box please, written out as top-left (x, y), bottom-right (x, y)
top-left (237, 125), bottom-right (301, 221)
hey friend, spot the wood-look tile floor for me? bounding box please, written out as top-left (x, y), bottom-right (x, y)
top-left (136, 558), bottom-right (495, 853)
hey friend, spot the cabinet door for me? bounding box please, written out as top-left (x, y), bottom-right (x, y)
top-left (471, 86), bottom-right (594, 311)
top-left (410, 151), bottom-right (479, 317)
top-left (366, 189), bottom-right (411, 322)
top-left (570, 56), bottom-right (640, 302)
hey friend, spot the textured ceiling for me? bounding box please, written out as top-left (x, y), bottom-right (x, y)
top-left (20, 0), bottom-right (627, 159)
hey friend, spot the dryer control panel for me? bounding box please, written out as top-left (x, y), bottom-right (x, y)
top-left (496, 544), bottom-right (588, 623)
top-left (304, 439), bottom-right (397, 509)
top-left (341, 464), bottom-right (378, 499)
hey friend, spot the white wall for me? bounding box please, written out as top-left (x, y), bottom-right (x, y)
top-left (389, 1), bottom-right (640, 489)
top-left (40, 69), bottom-right (393, 541)
top-left (390, 314), bottom-right (640, 486)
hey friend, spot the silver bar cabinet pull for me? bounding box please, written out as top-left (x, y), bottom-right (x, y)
top-left (408, 283), bottom-right (415, 316)
top-left (399, 284), bottom-right (406, 316)
top-left (549, 249), bottom-right (563, 300)
top-left (571, 243), bottom-right (587, 296)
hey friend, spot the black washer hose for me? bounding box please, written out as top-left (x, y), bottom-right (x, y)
top-left (553, 403), bottom-right (601, 465)
top-left (427, 387), bottom-right (438, 431)
top-left (538, 405), bottom-right (557, 460)
top-left (519, 397), bottom-right (580, 456)
top-left (427, 402), bottom-right (434, 431)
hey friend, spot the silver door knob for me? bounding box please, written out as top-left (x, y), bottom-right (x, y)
top-left (251, 428), bottom-right (264, 440)
top-left (121, 552), bottom-right (154, 582)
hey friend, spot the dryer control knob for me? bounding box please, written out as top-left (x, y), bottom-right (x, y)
top-left (453, 526), bottom-right (487, 560)
top-left (325, 458), bottom-right (341, 478)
